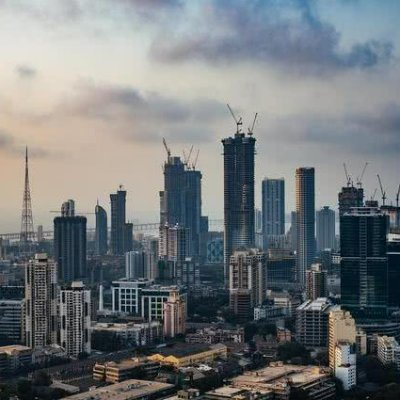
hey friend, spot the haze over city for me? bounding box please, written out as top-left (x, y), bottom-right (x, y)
top-left (1, 0), bottom-right (400, 231)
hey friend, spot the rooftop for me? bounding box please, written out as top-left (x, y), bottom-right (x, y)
top-left (153, 343), bottom-right (226, 358)
top-left (0, 345), bottom-right (32, 354)
top-left (63, 379), bottom-right (174, 400)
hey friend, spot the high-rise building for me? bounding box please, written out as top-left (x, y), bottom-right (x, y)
top-left (288, 211), bottom-right (298, 252)
top-left (0, 300), bottom-right (23, 344)
top-left (338, 186), bottom-right (364, 217)
top-left (296, 298), bottom-right (336, 348)
top-left (159, 150), bottom-right (203, 259)
top-left (54, 200), bottom-right (87, 282)
top-left (110, 187), bottom-right (126, 255)
top-left (163, 291), bottom-right (186, 338)
top-left (262, 178), bottom-right (285, 249)
top-left (341, 207), bottom-right (388, 320)
top-left (328, 310), bottom-right (356, 371)
top-left (60, 281), bottom-right (91, 358)
top-left (222, 130), bottom-right (256, 283)
top-left (158, 224), bottom-right (189, 262)
top-left (306, 264), bottom-right (327, 301)
top-left (25, 254), bottom-right (58, 349)
top-left (229, 249), bottom-right (266, 320)
top-left (295, 167), bottom-right (315, 286)
top-left (95, 203), bottom-right (107, 256)
top-left (125, 251), bottom-right (146, 280)
top-left (388, 236), bottom-right (400, 308)
top-left (377, 335), bottom-right (400, 370)
top-left (316, 206), bottom-right (336, 253)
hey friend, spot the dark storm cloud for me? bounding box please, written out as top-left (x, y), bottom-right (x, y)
top-left (43, 82), bottom-right (226, 144)
top-left (150, 0), bottom-right (394, 74)
top-left (16, 65), bottom-right (37, 79)
top-left (0, 130), bottom-right (50, 158)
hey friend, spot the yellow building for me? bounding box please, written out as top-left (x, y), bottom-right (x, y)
top-left (148, 343), bottom-right (227, 368)
top-left (328, 310), bottom-right (356, 370)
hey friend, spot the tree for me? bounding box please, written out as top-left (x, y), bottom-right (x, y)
top-left (277, 342), bottom-right (310, 364)
top-left (16, 379), bottom-right (32, 400)
top-left (32, 370), bottom-right (52, 386)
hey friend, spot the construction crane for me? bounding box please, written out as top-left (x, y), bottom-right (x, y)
top-left (377, 174), bottom-right (387, 206)
top-left (248, 112), bottom-right (258, 135)
top-left (227, 104), bottom-right (243, 135)
top-left (192, 149), bottom-right (200, 170)
top-left (396, 184), bottom-right (400, 208)
top-left (356, 162), bottom-right (368, 189)
top-left (343, 163), bottom-right (352, 187)
top-left (183, 145), bottom-right (194, 167)
top-left (162, 137), bottom-right (171, 161)
top-left (371, 188), bottom-right (378, 201)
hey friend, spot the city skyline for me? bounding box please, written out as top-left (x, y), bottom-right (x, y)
top-left (1, 1), bottom-right (400, 231)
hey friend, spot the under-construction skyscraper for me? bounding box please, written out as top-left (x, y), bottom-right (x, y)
top-left (222, 118), bottom-right (256, 284)
top-left (20, 147), bottom-right (35, 253)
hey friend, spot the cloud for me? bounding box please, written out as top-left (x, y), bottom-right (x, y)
top-left (16, 65), bottom-right (37, 79)
top-left (150, 0), bottom-right (394, 75)
top-left (0, 129), bottom-right (51, 158)
top-left (267, 103), bottom-right (400, 155)
top-left (36, 81), bottom-right (227, 144)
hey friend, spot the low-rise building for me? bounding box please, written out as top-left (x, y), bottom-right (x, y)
top-left (377, 335), bottom-right (400, 369)
top-left (93, 358), bottom-right (160, 383)
top-left (0, 345), bottom-right (33, 375)
top-left (185, 327), bottom-right (244, 345)
top-left (254, 304), bottom-right (289, 322)
top-left (148, 343), bottom-right (227, 368)
top-left (63, 379), bottom-right (175, 400)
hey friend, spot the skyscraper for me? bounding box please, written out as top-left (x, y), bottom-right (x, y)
top-left (338, 186), bottom-right (364, 217)
top-left (296, 167), bottom-right (315, 286)
top-left (388, 236), bottom-right (400, 308)
top-left (341, 207), bottom-right (388, 319)
top-left (222, 131), bottom-right (256, 283)
top-left (316, 206), bottom-right (336, 253)
top-left (306, 263), bottom-right (327, 301)
top-left (25, 253), bottom-right (58, 349)
top-left (60, 281), bottom-right (91, 358)
top-left (110, 186), bottom-right (126, 255)
top-left (95, 203), bottom-right (107, 256)
top-left (54, 200), bottom-right (87, 282)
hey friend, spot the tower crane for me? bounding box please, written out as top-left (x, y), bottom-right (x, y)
top-left (248, 113), bottom-right (258, 135)
top-left (371, 188), bottom-right (377, 201)
top-left (227, 104), bottom-right (243, 135)
top-left (343, 163), bottom-right (352, 187)
top-left (162, 137), bottom-right (171, 161)
top-left (377, 174), bottom-right (387, 206)
top-left (396, 184), bottom-right (400, 208)
top-left (192, 149), bottom-right (200, 170)
top-left (183, 145), bottom-right (194, 167)
top-left (356, 162), bottom-right (368, 188)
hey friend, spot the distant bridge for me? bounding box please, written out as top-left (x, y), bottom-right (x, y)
top-left (0, 220), bottom-right (224, 242)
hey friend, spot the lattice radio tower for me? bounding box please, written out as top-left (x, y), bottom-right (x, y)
top-left (20, 147), bottom-right (35, 252)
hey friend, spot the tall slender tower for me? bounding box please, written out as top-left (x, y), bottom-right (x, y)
top-left (20, 147), bottom-right (35, 252)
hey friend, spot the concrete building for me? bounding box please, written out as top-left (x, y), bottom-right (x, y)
top-left (0, 345), bottom-right (33, 375)
top-left (175, 257), bottom-right (200, 288)
top-left (296, 167), bottom-right (315, 287)
top-left (338, 186), bottom-right (364, 217)
top-left (341, 207), bottom-right (388, 320)
top-left (95, 203), bottom-right (108, 256)
top-left (316, 206), bottom-right (336, 253)
top-left (54, 199), bottom-right (87, 282)
top-left (111, 279), bottom-right (153, 315)
top-left (306, 264), bottom-right (327, 301)
top-left (334, 343), bottom-right (357, 391)
top-left (62, 379), bottom-right (174, 400)
top-left (262, 178), bottom-right (285, 250)
top-left (296, 298), bottom-right (336, 348)
top-left (328, 310), bottom-right (357, 371)
top-left (266, 249), bottom-right (296, 289)
top-left (110, 187), bottom-right (127, 255)
top-left (141, 286), bottom-right (186, 322)
top-left (126, 251), bottom-right (146, 280)
top-left (0, 299), bottom-right (23, 344)
top-left (25, 253), bottom-right (58, 349)
top-left (163, 291), bottom-right (186, 338)
top-left (377, 335), bottom-right (400, 369)
top-left (229, 249), bottom-right (266, 319)
top-left (222, 129), bottom-right (256, 285)
top-left (60, 281), bottom-right (91, 358)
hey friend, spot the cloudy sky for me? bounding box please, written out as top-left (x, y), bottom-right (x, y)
top-left (1, 0), bottom-right (400, 232)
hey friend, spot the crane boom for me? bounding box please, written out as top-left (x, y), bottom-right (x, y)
top-left (377, 174), bottom-right (386, 206)
top-left (343, 163), bottom-right (351, 187)
top-left (248, 112), bottom-right (258, 135)
top-left (396, 183), bottom-right (400, 208)
top-left (163, 137), bottom-right (171, 161)
top-left (226, 104), bottom-right (242, 134)
top-left (192, 149), bottom-right (200, 170)
top-left (357, 162), bottom-right (368, 188)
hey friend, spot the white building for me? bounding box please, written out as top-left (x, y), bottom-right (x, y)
top-left (60, 281), bottom-right (91, 358)
top-left (163, 291), bottom-right (186, 338)
top-left (111, 279), bottom-right (153, 315)
top-left (25, 254), bottom-right (58, 349)
top-left (377, 335), bottom-right (400, 369)
top-left (125, 251), bottom-right (147, 280)
top-left (334, 342), bottom-right (357, 391)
